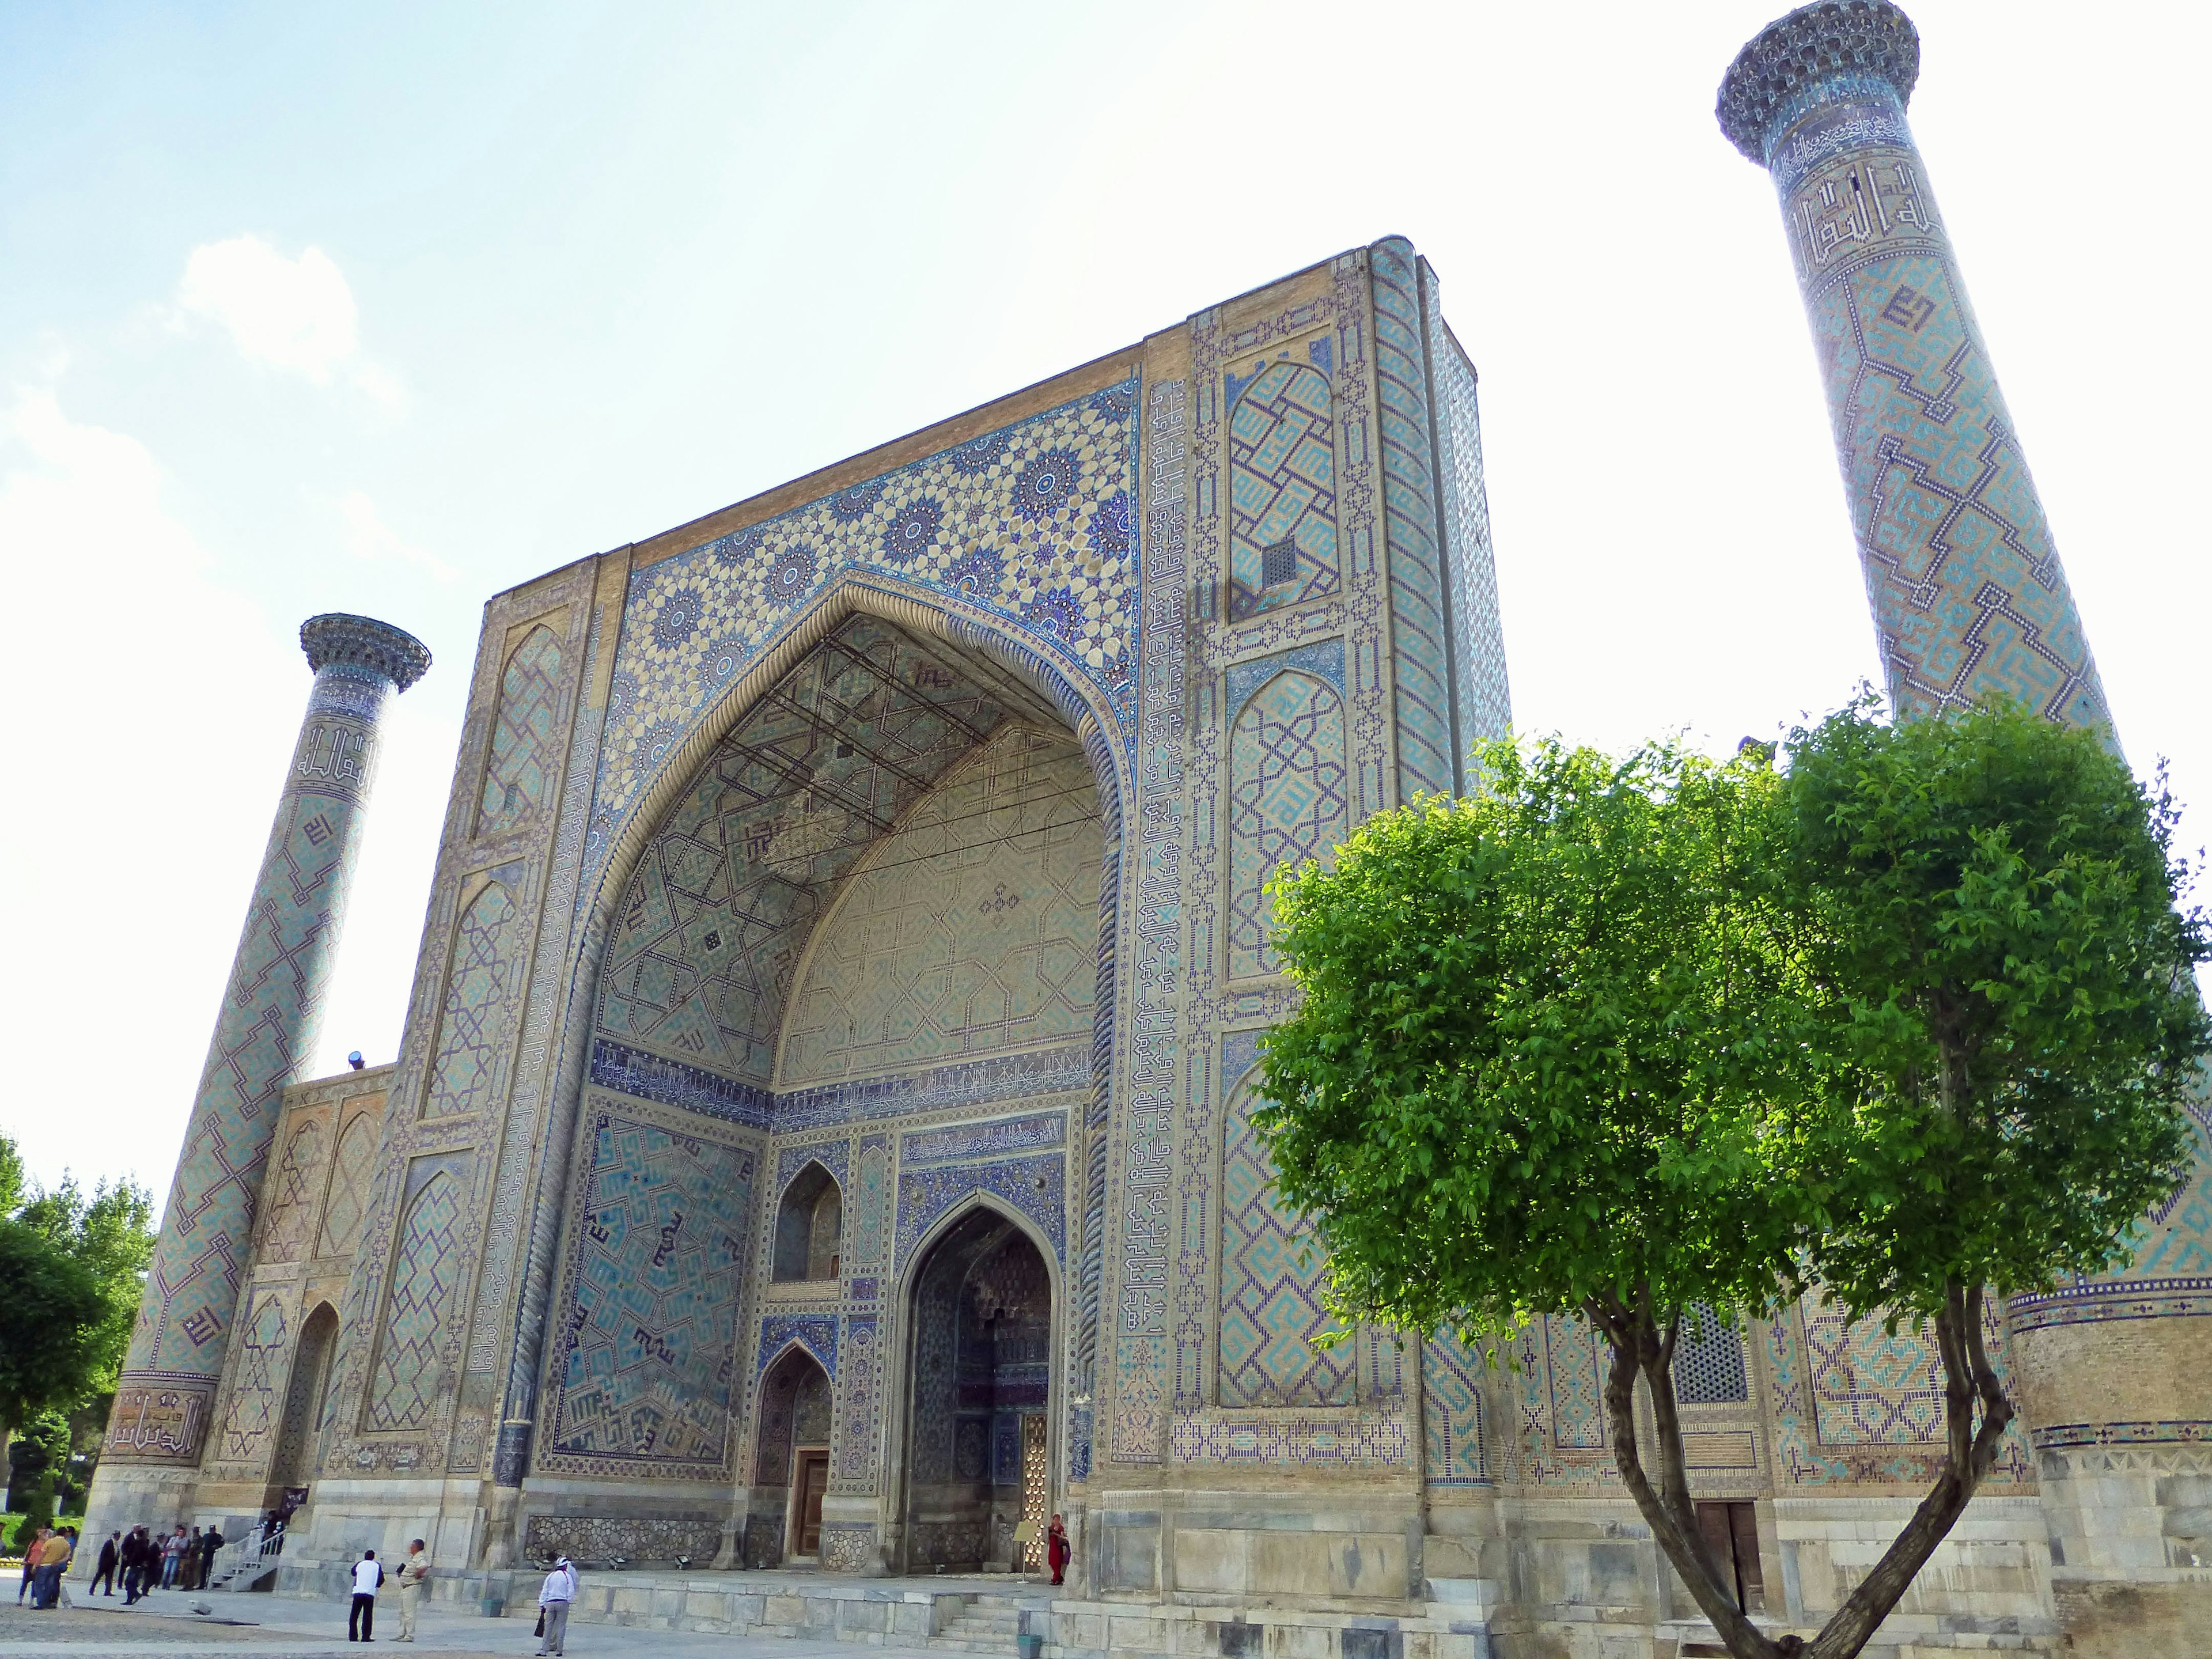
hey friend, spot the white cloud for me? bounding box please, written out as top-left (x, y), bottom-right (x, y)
top-left (176, 234), bottom-right (399, 404)
top-left (338, 487), bottom-right (456, 582)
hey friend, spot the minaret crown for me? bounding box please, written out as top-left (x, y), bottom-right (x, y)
top-left (1718, 0), bottom-right (1921, 165)
top-left (301, 612), bottom-right (433, 691)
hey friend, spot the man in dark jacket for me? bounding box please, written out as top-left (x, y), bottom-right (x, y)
top-left (92, 1533), bottom-right (119, 1596)
top-left (120, 1528), bottom-right (148, 1603)
top-left (198, 1526), bottom-right (225, 1588)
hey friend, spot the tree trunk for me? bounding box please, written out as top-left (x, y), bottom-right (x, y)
top-left (1590, 1281), bottom-right (2014, 1659)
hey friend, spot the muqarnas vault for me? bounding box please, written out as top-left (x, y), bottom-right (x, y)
top-left (85, 13), bottom-right (2212, 1654)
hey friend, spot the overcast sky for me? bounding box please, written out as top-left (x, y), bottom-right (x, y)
top-left (4, 1), bottom-right (2205, 1204)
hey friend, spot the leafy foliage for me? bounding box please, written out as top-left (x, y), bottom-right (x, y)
top-left (1781, 696), bottom-right (2209, 1319)
top-left (1252, 704), bottom-right (2208, 1659)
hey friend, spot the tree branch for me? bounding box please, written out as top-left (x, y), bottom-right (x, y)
top-left (1803, 1282), bottom-right (2013, 1659)
top-left (1588, 1294), bottom-right (1790, 1659)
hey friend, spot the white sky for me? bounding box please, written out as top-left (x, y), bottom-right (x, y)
top-left (3, 1), bottom-right (2205, 1205)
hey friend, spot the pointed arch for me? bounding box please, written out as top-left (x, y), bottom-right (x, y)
top-left (365, 1171), bottom-right (465, 1431)
top-left (274, 1301), bottom-right (340, 1486)
top-left (772, 1161), bottom-right (844, 1283)
top-left (262, 1119), bottom-right (325, 1264)
top-left (422, 879), bottom-right (524, 1118)
top-left (747, 1342), bottom-right (834, 1565)
top-left (476, 623), bottom-right (566, 836)
top-left (1227, 668), bottom-right (1347, 978)
top-left (315, 1112), bottom-right (378, 1259)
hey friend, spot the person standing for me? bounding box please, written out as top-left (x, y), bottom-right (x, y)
top-left (119, 1529), bottom-right (142, 1603)
top-left (93, 1532), bottom-right (119, 1596)
top-left (349, 1550), bottom-right (382, 1642)
top-left (161, 1526), bottom-right (185, 1588)
top-left (534, 1556), bottom-right (576, 1657)
top-left (32, 1527), bottom-right (70, 1608)
top-left (198, 1525), bottom-right (224, 1590)
top-left (184, 1527), bottom-right (204, 1590)
top-left (393, 1539), bottom-right (428, 1642)
top-left (1046, 1514), bottom-right (1070, 1588)
top-left (15, 1531), bottom-right (38, 1605)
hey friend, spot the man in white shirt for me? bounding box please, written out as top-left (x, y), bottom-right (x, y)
top-left (349, 1550), bottom-right (383, 1642)
top-left (535, 1557), bottom-right (577, 1657)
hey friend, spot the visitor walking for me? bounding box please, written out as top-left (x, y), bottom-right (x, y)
top-left (1046, 1514), bottom-right (1070, 1586)
top-left (123, 1528), bottom-right (153, 1603)
top-left (93, 1532), bottom-right (119, 1596)
top-left (393, 1539), bottom-right (428, 1642)
top-left (349, 1549), bottom-right (382, 1641)
top-left (199, 1524), bottom-right (225, 1589)
top-left (534, 1556), bottom-right (577, 1656)
top-left (15, 1532), bottom-right (37, 1604)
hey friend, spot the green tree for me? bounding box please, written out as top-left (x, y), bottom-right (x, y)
top-left (1766, 698), bottom-right (2209, 1654)
top-left (6, 1411), bottom-right (70, 1549)
top-left (1253, 710), bottom-right (2207, 1659)
top-left (0, 1137), bottom-right (157, 1481)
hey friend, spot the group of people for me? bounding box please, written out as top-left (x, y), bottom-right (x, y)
top-left (103, 1524), bottom-right (227, 1596)
top-left (344, 1540), bottom-right (431, 1642)
top-left (12, 1527), bottom-right (76, 1608)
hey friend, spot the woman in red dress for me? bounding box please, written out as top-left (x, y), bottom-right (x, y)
top-left (1046, 1514), bottom-right (1071, 1586)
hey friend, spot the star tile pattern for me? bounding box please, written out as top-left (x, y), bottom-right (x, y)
top-left (366, 1168), bottom-right (467, 1430)
top-left (259, 1120), bottom-right (323, 1266)
top-left (586, 382), bottom-right (1139, 877)
top-left (1226, 671), bottom-right (1347, 979)
top-left (423, 881), bottom-right (523, 1117)
top-left (544, 1112), bottom-right (755, 1472)
top-left (313, 1113), bottom-right (377, 1260)
top-left (1215, 1082), bottom-right (1354, 1408)
top-left (778, 727), bottom-right (1100, 1086)
top-left (477, 626), bottom-right (565, 836)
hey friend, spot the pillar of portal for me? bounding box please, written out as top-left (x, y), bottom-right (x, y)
top-left (97, 615), bottom-right (428, 1499)
top-left (1718, 0), bottom-right (2112, 729)
top-left (1722, 7), bottom-right (2212, 1648)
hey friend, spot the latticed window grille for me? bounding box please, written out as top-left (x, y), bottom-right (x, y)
top-left (1260, 536), bottom-right (1298, 589)
top-left (1673, 1304), bottom-right (1750, 1404)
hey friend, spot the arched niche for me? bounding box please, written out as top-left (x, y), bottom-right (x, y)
top-left (772, 1162), bottom-right (843, 1283)
top-left (274, 1301), bottom-right (340, 1489)
top-left (746, 1343), bottom-right (834, 1566)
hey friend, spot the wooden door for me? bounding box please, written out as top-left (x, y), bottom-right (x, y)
top-left (795, 1452), bottom-right (830, 1557)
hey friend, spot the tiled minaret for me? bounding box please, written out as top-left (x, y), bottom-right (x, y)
top-left (1723, 8), bottom-right (2212, 1652)
top-left (1718, 0), bottom-right (2112, 729)
top-left (100, 615), bottom-right (428, 1488)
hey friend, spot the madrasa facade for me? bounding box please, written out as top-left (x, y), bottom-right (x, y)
top-left (86, 6), bottom-right (2212, 1656)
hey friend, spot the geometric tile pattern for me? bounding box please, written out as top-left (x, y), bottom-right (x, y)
top-left (596, 615), bottom-right (1048, 1086)
top-left (545, 1113), bottom-right (755, 1469)
top-left (1216, 1082), bottom-right (1355, 1407)
top-left (1545, 1315), bottom-right (1608, 1450)
top-left (313, 1112), bottom-right (378, 1261)
top-left (1369, 238), bottom-right (1457, 802)
top-left (1226, 348), bottom-right (1339, 621)
top-left (584, 381), bottom-right (1139, 880)
top-left (895, 1152), bottom-right (1067, 1269)
top-left (119, 664), bottom-right (391, 1412)
top-left (1800, 1294), bottom-right (1946, 1446)
top-left (477, 625), bottom-right (565, 836)
top-left (422, 881), bottom-right (522, 1118)
top-left (259, 1120), bottom-right (324, 1266)
top-left (365, 1168), bottom-right (467, 1430)
top-left (215, 1289), bottom-right (289, 1467)
top-left (1429, 312), bottom-right (1513, 755)
top-left (1226, 671), bottom-right (1347, 979)
top-left (778, 728), bottom-right (1100, 1086)
top-left (1770, 102), bottom-right (2111, 730)
top-left (1422, 1330), bottom-right (1488, 1484)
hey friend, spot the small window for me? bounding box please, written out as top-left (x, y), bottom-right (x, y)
top-left (1260, 537), bottom-right (1298, 590)
top-left (771, 1164), bottom-right (843, 1282)
top-left (1694, 1501), bottom-right (1766, 1612)
top-left (1673, 1304), bottom-right (1749, 1404)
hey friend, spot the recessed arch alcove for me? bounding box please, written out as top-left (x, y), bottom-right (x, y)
top-left (544, 578), bottom-right (1118, 1562)
top-left (889, 1198), bottom-right (1060, 1575)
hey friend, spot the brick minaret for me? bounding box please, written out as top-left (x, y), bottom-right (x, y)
top-left (1719, 0), bottom-right (2111, 729)
top-left (99, 615), bottom-right (428, 1493)
top-left (1722, 8), bottom-right (2212, 1650)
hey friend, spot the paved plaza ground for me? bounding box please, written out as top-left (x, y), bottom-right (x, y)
top-left (0, 1585), bottom-right (946, 1659)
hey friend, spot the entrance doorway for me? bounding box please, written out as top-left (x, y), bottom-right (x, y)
top-left (792, 1451), bottom-right (830, 1557)
top-left (902, 1209), bottom-right (1052, 1572)
top-left (749, 1345), bottom-right (834, 1566)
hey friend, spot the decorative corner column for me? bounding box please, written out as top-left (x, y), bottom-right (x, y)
top-left (1718, 0), bottom-right (2112, 730)
top-left (99, 615), bottom-right (429, 1489)
top-left (1722, 8), bottom-right (2212, 1651)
